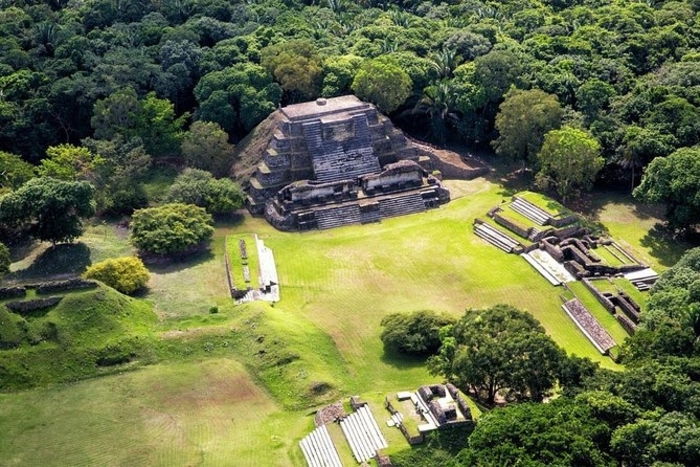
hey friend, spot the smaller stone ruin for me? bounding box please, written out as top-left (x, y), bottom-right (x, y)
top-left (246, 95), bottom-right (450, 231)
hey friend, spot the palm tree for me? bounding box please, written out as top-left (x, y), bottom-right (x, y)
top-left (413, 82), bottom-right (460, 144)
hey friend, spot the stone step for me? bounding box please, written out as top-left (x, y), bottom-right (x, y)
top-left (379, 193), bottom-right (426, 218)
top-left (475, 222), bottom-right (519, 247)
top-left (474, 226), bottom-right (513, 253)
top-left (360, 209), bottom-right (381, 224)
top-left (511, 198), bottom-right (551, 225)
top-left (315, 205), bottom-right (362, 229)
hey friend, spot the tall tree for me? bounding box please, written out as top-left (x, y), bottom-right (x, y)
top-left (0, 177), bottom-right (95, 245)
top-left (536, 126), bottom-right (604, 203)
top-left (130, 203), bottom-right (214, 256)
top-left (493, 88), bottom-right (563, 169)
top-left (633, 146), bottom-right (700, 233)
top-left (428, 304), bottom-right (565, 404)
top-left (260, 40), bottom-right (323, 102)
top-left (0, 151), bottom-right (35, 193)
top-left (352, 59), bottom-right (412, 114)
top-left (181, 121), bottom-right (234, 177)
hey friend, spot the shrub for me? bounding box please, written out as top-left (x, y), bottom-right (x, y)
top-left (380, 310), bottom-right (456, 356)
top-left (84, 256), bottom-right (150, 295)
top-left (130, 203), bottom-right (214, 256)
top-left (165, 168), bottom-right (244, 216)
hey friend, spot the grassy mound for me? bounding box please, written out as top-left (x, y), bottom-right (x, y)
top-left (0, 284), bottom-right (157, 390)
top-left (157, 301), bottom-right (347, 410)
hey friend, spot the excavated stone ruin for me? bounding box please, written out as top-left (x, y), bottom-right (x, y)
top-left (246, 95), bottom-right (450, 231)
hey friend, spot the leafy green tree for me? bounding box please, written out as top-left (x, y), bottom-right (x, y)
top-left (536, 126), bottom-right (604, 203)
top-left (91, 89), bottom-right (186, 157)
top-left (37, 144), bottom-right (100, 181)
top-left (493, 88), bottom-right (563, 169)
top-left (474, 49), bottom-right (524, 105)
top-left (0, 177), bottom-right (95, 245)
top-left (634, 146), bottom-right (700, 233)
top-left (136, 92), bottom-right (187, 156)
top-left (465, 399), bottom-right (615, 466)
top-left (194, 63), bottom-right (282, 138)
top-left (165, 168), bottom-right (244, 216)
top-left (181, 121), bottom-right (234, 177)
top-left (321, 54), bottom-right (363, 97)
top-left (618, 126), bottom-right (675, 191)
top-left (428, 304), bottom-right (565, 404)
top-left (130, 203), bottom-right (214, 256)
top-left (84, 256), bottom-right (150, 295)
top-left (0, 242), bottom-right (10, 282)
top-left (612, 412), bottom-right (700, 466)
top-left (90, 87), bottom-right (141, 141)
top-left (380, 310), bottom-right (455, 356)
top-left (260, 40), bottom-right (323, 102)
top-left (352, 59), bottom-right (412, 114)
top-left (0, 151), bottom-right (35, 193)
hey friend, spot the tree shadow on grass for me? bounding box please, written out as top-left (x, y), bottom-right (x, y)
top-left (640, 223), bottom-right (696, 268)
top-left (379, 347), bottom-right (429, 370)
top-left (8, 242), bottom-right (92, 281)
top-left (144, 248), bottom-right (215, 274)
top-left (214, 212), bottom-right (247, 228)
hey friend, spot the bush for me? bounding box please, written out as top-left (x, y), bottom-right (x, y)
top-left (380, 310), bottom-right (455, 356)
top-left (130, 203), bottom-right (214, 256)
top-left (84, 256), bottom-right (150, 295)
top-left (165, 168), bottom-right (244, 216)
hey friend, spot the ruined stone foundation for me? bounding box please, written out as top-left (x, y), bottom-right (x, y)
top-left (246, 95), bottom-right (450, 231)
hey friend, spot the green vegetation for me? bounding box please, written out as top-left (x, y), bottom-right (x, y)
top-left (0, 177), bottom-right (693, 466)
top-left (536, 126), bottom-right (604, 203)
top-left (165, 169), bottom-right (244, 217)
top-left (428, 305), bottom-right (568, 404)
top-left (130, 203), bottom-right (214, 256)
top-left (84, 256), bottom-right (150, 295)
top-left (0, 284), bottom-right (157, 389)
top-left (0, 177), bottom-right (95, 245)
top-left (380, 310), bottom-right (455, 356)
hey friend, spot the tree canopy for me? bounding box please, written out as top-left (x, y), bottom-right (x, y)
top-left (493, 88), bottom-right (563, 168)
top-left (0, 177), bottom-right (95, 245)
top-left (428, 304), bottom-right (566, 404)
top-left (633, 146), bottom-right (700, 233)
top-left (130, 203), bottom-right (214, 256)
top-left (536, 126), bottom-right (604, 203)
top-left (380, 310), bottom-right (455, 356)
top-left (165, 168), bottom-right (244, 217)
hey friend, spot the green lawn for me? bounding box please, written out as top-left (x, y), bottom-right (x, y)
top-left (0, 178), bottom-right (687, 466)
top-left (0, 359), bottom-right (309, 467)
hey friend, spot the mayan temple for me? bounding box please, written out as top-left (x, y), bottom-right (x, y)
top-left (246, 95), bottom-right (451, 231)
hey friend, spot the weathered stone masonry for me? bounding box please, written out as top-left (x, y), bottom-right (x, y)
top-left (246, 95), bottom-right (450, 231)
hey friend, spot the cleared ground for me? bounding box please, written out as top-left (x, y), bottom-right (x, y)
top-left (0, 178), bottom-right (685, 466)
top-left (0, 359), bottom-right (310, 467)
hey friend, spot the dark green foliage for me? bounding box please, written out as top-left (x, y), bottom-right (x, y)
top-left (0, 242), bottom-right (10, 281)
top-left (380, 310), bottom-right (455, 356)
top-left (634, 147), bottom-right (700, 233)
top-left (465, 399), bottom-right (616, 467)
top-left (130, 203), bottom-right (214, 256)
top-left (0, 177), bottom-right (95, 245)
top-left (165, 168), bottom-right (244, 216)
top-left (429, 304), bottom-right (566, 404)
